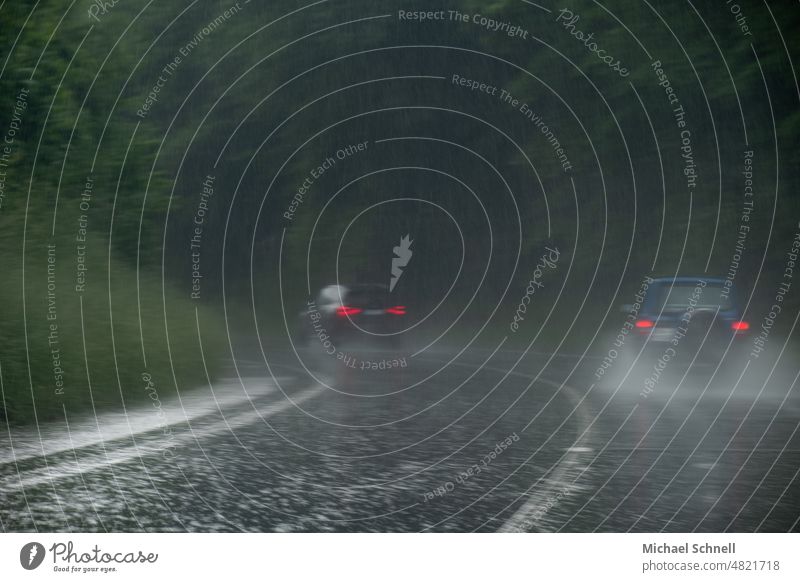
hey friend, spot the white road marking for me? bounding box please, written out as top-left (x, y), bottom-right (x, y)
top-left (415, 353), bottom-right (595, 533)
top-left (2, 380), bottom-right (325, 491)
top-left (0, 377), bottom-right (289, 466)
top-left (495, 379), bottom-right (594, 533)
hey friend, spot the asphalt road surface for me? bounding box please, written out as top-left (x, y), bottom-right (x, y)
top-left (1, 342), bottom-right (799, 532)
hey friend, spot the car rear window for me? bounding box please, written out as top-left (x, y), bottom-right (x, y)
top-left (655, 283), bottom-right (732, 311)
top-left (347, 286), bottom-right (391, 308)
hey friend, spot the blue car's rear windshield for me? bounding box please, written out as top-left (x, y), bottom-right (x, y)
top-left (652, 282), bottom-right (733, 311)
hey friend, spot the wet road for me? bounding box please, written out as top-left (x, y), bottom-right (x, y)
top-left (1, 343), bottom-right (799, 532)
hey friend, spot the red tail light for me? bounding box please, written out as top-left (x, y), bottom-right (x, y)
top-left (336, 306), bottom-right (362, 317)
top-left (635, 319), bottom-right (654, 329)
top-left (386, 305), bottom-right (406, 315)
top-left (731, 321), bottom-right (749, 331)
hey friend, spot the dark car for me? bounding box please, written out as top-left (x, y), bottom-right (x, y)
top-left (626, 276), bottom-right (750, 363)
top-left (298, 283), bottom-right (407, 348)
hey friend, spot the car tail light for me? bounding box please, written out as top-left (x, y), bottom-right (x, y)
top-left (336, 306), bottom-right (362, 317)
top-left (635, 319), bottom-right (654, 329)
top-left (731, 321), bottom-right (749, 331)
top-left (386, 305), bottom-right (406, 315)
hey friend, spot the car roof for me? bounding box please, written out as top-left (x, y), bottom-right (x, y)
top-left (317, 283), bottom-right (389, 300)
top-left (650, 276), bottom-right (727, 285)
top-left (347, 283), bottom-right (390, 292)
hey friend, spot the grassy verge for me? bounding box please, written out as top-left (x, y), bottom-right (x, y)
top-left (0, 223), bottom-right (225, 425)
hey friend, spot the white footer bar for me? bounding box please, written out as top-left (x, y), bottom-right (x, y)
top-left (1, 533), bottom-right (796, 581)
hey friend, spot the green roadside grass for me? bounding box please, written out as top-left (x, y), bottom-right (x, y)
top-left (0, 224), bottom-right (226, 426)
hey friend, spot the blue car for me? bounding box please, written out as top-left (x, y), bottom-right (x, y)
top-left (627, 276), bottom-right (750, 362)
